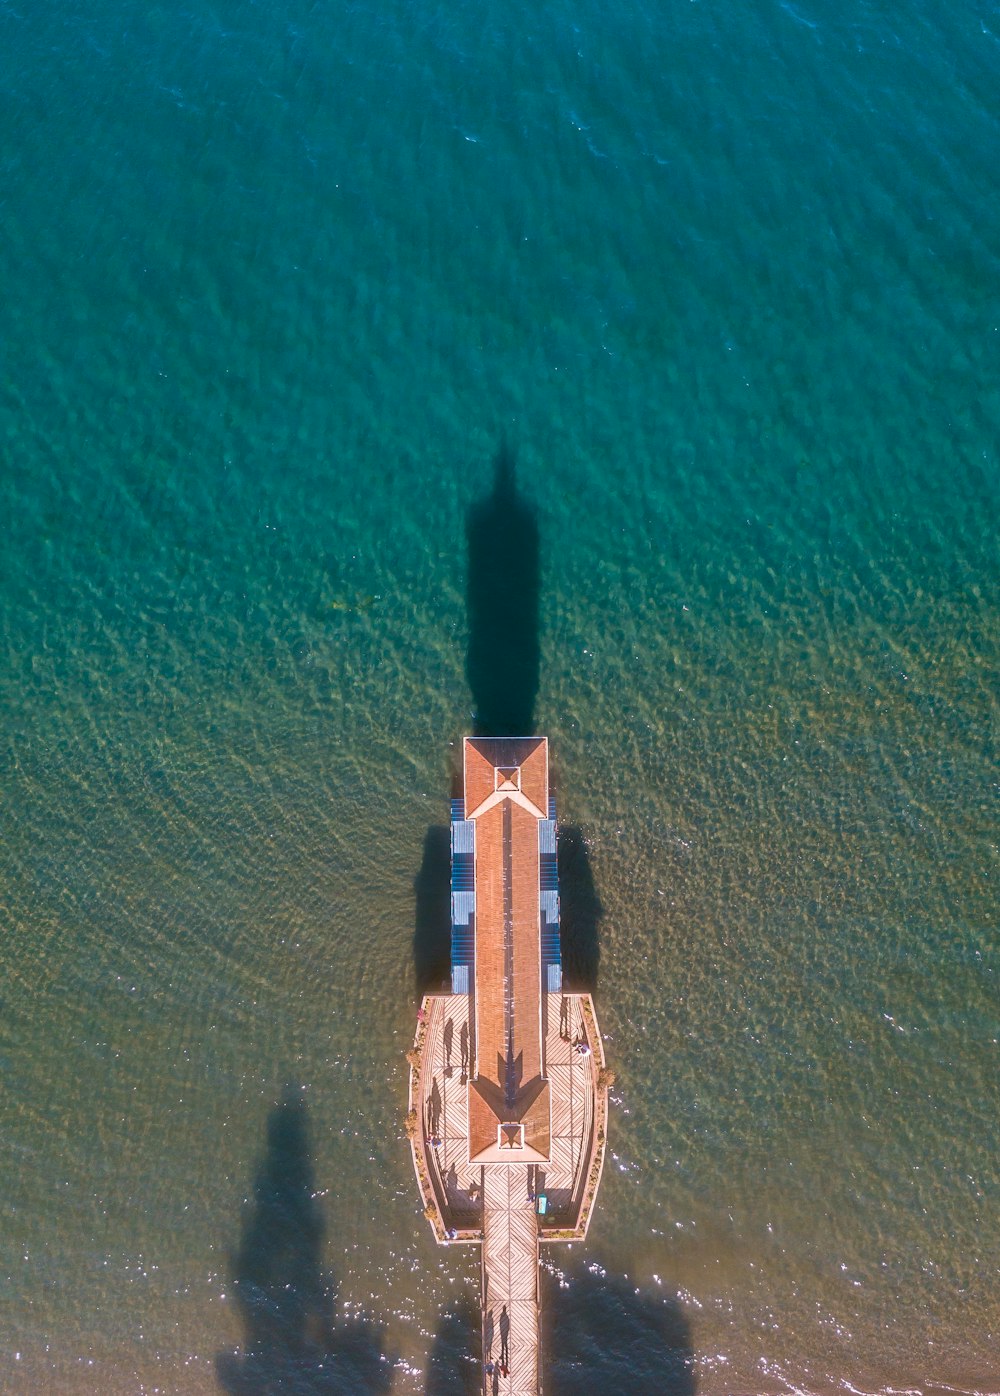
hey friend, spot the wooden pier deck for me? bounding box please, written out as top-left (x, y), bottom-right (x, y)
top-left (408, 989), bottom-right (609, 1388)
top-left (411, 992), bottom-right (604, 1239)
top-left (482, 1165), bottom-right (539, 1394)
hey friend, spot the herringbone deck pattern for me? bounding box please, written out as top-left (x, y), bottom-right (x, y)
top-left (420, 992), bottom-right (594, 1227)
top-left (541, 993), bottom-right (593, 1214)
top-left (482, 1164), bottom-right (539, 1395)
top-left (424, 995), bottom-right (482, 1217)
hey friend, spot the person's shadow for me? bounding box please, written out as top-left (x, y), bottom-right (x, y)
top-left (216, 1092), bottom-right (392, 1395)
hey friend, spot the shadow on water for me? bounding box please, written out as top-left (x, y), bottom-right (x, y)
top-left (557, 825), bottom-right (602, 991)
top-left (411, 443), bottom-right (605, 1003)
top-left (412, 439), bottom-right (544, 1000)
top-left (465, 439), bottom-right (540, 739)
top-left (413, 823), bottom-right (452, 994)
top-left (216, 1092), bottom-right (392, 1396)
top-left (541, 1264), bottom-right (696, 1396)
top-left (424, 1299), bottom-right (481, 1396)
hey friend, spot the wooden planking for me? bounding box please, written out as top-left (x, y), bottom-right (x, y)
top-left (482, 1164), bottom-right (540, 1395)
top-left (541, 993), bottom-right (593, 1212)
top-left (422, 995), bottom-right (483, 1216)
top-left (419, 991), bottom-right (597, 1228)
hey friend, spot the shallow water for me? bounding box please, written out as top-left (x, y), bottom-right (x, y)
top-left (1, 0), bottom-right (998, 1391)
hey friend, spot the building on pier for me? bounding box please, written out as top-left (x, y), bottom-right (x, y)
top-left (407, 738), bottom-right (610, 1395)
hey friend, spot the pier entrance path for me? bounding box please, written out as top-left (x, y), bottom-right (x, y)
top-left (482, 1164), bottom-right (539, 1395)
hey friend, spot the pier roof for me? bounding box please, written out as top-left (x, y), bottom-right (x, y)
top-left (464, 737), bottom-right (550, 1164)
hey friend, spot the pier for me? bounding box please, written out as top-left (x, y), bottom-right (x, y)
top-left (407, 738), bottom-right (610, 1392)
top-left (482, 1165), bottom-right (539, 1392)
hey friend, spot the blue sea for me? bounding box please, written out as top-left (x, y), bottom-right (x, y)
top-left (1, 0), bottom-right (997, 1391)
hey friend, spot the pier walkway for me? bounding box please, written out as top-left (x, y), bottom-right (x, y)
top-left (482, 1164), bottom-right (539, 1395)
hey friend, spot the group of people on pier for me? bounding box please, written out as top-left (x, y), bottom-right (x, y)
top-left (484, 1301), bottom-right (511, 1384)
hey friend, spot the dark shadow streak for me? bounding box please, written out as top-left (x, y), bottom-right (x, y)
top-left (413, 824), bottom-right (452, 995)
top-left (557, 825), bottom-right (602, 991)
top-left (424, 1298), bottom-right (481, 1396)
top-left (465, 440), bottom-right (540, 739)
top-left (541, 1264), bottom-right (696, 1396)
top-left (216, 1092), bottom-right (392, 1395)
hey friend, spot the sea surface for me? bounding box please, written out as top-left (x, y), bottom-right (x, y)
top-left (1, 0), bottom-right (998, 1392)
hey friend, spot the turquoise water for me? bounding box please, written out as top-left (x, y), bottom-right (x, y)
top-left (1, 0), bottom-right (998, 1391)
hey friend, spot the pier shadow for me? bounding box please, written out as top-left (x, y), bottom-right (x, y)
top-left (465, 439), bottom-right (540, 738)
top-left (541, 1265), bottom-right (695, 1396)
top-left (216, 1092), bottom-right (392, 1396)
top-left (424, 1299), bottom-right (481, 1395)
top-left (413, 824), bottom-right (452, 994)
top-left (557, 825), bottom-right (603, 991)
top-left (410, 444), bottom-right (605, 998)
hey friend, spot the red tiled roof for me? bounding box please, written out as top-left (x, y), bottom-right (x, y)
top-left (464, 737), bottom-right (551, 1163)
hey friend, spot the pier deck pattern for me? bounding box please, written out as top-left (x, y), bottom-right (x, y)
top-left (482, 1164), bottom-right (539, 1395)
top-left (423, 994), bottom-right (481, 1219)
top-left (539, 993), bottom-right (593, 1216)
top-left (421, 992), bottom-right (594, 1229)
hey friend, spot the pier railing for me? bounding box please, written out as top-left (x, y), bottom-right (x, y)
top-left (408, 992), bottom-right (610, 1246)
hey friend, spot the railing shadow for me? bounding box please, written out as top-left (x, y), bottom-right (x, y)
top-left (465, 439), bottom-right (540, 739)
top-left (216, 1092), bottom-right (392, 1395)
top-left (541, 1264), bottom-right (696, 1396)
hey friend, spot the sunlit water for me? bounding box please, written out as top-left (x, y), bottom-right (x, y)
top-left (1, 0), bottom-right (998, 1391)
